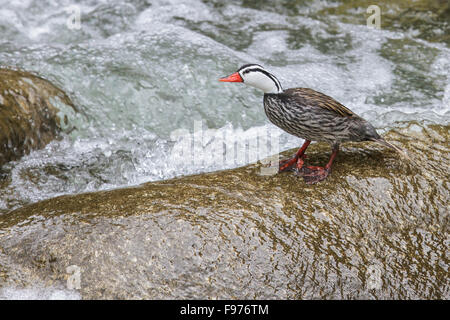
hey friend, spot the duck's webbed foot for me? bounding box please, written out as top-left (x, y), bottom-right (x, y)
top-left (278, 140), bottom-right (311, 172)
top-left (295, 144), bottom-right (339, 184)
top-left (296, 166), bottom-right (331, 184)
top-left (279, 154), bottom-right (307, 172)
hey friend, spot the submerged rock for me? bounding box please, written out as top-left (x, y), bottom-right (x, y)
top-left (0, 69), bottom-right (76, 166)
top-left (0, 123), bottom-right (448, 299)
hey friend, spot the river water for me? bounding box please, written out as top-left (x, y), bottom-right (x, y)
top-left (0, 0), bottom-right (449, 300)
top-left (1, 0), bottom-right (449, 213)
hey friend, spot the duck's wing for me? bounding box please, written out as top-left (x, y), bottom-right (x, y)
top-left (283, 88), bottom-right (356, 117)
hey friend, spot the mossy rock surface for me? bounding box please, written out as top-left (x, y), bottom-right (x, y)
top-left (0, 123), bottom-right (448, 299)
top-left (0, 68), bottom-right (76, 166)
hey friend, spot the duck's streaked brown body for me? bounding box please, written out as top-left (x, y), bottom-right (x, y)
top-left (220, 64), bottom-right (406, 184)
top-left (264, 88), bottom-right (380, 145)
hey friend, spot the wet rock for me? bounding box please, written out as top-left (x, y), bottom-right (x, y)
top-left (0, 68), bottom-right (76, 166)
top-left (316, 0), bottom-right (450, 44)
top-left (0, 123), bottom-right (448, 299)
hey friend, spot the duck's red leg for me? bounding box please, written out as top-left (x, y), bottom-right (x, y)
top-left (279, 140), bottom-right (311, 172)
top-left (298, 145), bottom-right (339, 184)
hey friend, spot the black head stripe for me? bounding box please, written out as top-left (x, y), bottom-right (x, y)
top-left (238, 63), bottom-right (263, 71)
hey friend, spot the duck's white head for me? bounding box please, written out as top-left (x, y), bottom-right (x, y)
top-left (219, 64), bottom-right (283, 94)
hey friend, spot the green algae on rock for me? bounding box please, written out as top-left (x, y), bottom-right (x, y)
top-left (0, 68), bottom-right (77, 166)
top-left (0, 123), bottom-right (448, 299)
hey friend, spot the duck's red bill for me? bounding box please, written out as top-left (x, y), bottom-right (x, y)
top-left (219, 72), bottom-right (243, 82)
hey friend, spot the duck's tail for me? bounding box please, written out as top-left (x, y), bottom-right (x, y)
top-left (370, 138), bottom-right (411, 161)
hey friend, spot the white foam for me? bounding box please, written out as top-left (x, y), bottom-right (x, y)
top-left (136, 0), bottom-right (216, 25)
top-left (167, 121), bottom-right (299, 177)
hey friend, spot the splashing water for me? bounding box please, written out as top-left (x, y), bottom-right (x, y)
top-left (0, 0), bottom-right (449, 214)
